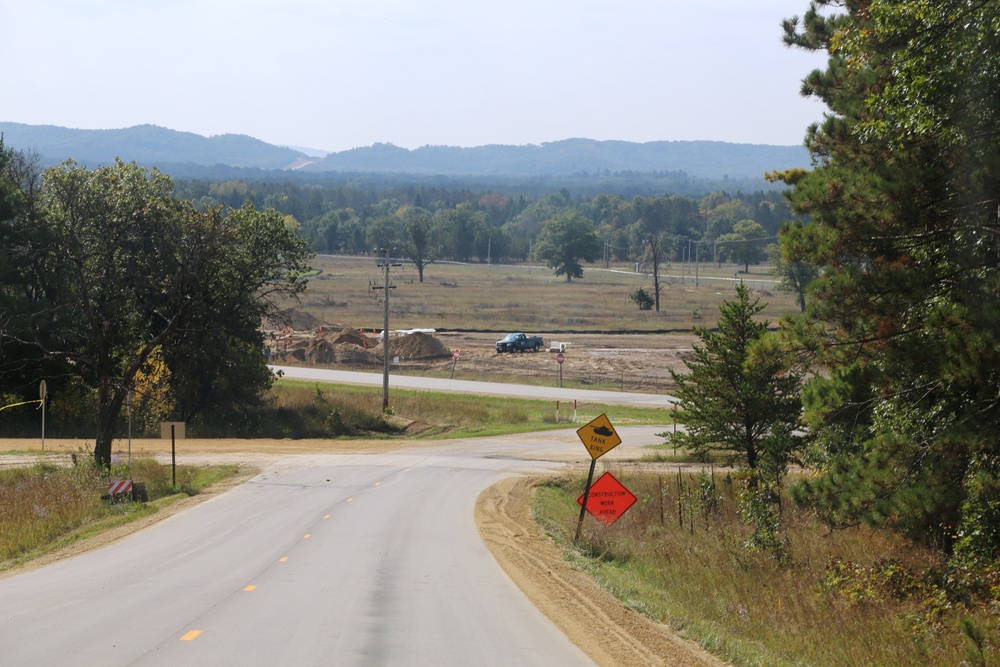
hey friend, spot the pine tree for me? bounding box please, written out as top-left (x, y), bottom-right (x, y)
top-left (667, 284), bottom-right (803, 482)
top-left (778, 1), bottom-right (1000, 557)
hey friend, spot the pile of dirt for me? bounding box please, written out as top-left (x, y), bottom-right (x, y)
top-left (307, 330), bottom-right (378, 365)
top-left (328, 343), bottom-right (379, 365)
top-left (269, 325), bottom-right (378, 366)
top-left (389, 332), bottom-right (452, 360)
top-left (312, 327), bottom-right (367, 348)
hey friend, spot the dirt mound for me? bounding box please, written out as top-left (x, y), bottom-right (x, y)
top-left (389, 332), bottom-right (452, 359)
top-left (329, 343), bottom-right (379, 365)
top-left (315, 327), bottom-right (367, 347)
top-left (307, 337), bottom-right (378, 365)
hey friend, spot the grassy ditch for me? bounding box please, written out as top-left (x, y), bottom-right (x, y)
top-left (267, 379), bottom-right (670, 438)
top-left (0, 457), bottom-right (242, 571)
top-left (534, 468), bottom-right (998, 666)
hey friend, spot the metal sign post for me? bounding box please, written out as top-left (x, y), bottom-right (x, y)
top-left (575, 458), bottom-right (598, 545)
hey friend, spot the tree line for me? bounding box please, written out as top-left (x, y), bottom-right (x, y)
top-left (173, 178), bottom-right (795, 279)
top-left (0, 148), bottom-right (794, 464)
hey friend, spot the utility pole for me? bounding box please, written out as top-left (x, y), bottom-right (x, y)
top-left (687, 238), bottom-right (692, 283)
top-left (695, 241), bottom-right (699, 287)
top-left (372, 248), bottom-right (401, 412)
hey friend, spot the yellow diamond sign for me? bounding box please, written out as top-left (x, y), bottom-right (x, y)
top-left (576, 413), bottom-right (621, 460)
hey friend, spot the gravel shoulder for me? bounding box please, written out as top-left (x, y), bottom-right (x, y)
top-left (476, 476), bottom-right (724, 667)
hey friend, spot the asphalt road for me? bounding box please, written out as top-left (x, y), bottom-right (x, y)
top-left (271, 365), bottom-right (677, 407)
top-left (0, 428), bottom-right (667, 666)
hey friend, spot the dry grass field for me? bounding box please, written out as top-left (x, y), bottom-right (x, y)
top-left (272, 255), bottom-right (802, 393)
top-left (295, 254), bottom-right (799, 333)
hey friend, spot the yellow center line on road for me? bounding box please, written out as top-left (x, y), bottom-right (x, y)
top-left (244, 585), bottom-right (256, 591)
top-left (323, 514), bottom-right (330, 519)
top-left (303, 534), bottom-right (311, 539)
top-left (180, 630), bottom-right (202, 641)
top-left (279, 557), bottom-right (288, 562)
top-left (347, 497), bottom-right (354, 502)
top-left (373, 481), bottom-right (381, 487)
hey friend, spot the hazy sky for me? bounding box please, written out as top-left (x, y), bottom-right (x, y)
top-left (1, 1), bottom-right (829, 154)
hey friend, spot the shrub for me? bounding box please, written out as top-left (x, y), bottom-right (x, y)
top-left (629, 287), bottom-right (655, 310)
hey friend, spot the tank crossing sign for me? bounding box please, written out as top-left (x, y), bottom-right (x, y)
top-left (576, 413), bottom-right (622, 460)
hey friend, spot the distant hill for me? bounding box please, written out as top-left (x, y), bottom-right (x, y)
top-left (0, 122), bottom-right (306, 170)
top-left (0, 122), bottom-right (809, 182)
top-left (308, 138), bottom-right (809, 180)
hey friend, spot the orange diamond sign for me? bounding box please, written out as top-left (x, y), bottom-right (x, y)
top-left (577, 472), bottom-right (637, 525)
top-left (576, 413), bottom-right (621, 459)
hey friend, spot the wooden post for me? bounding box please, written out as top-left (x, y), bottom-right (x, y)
top-left (658, 476), bottom-right (664, 526)
top-left (171, 424), bottom-right (176, 488)
top-left (677, 467), bottom-right (683, 529)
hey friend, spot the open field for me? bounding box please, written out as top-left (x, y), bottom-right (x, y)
top-left (295, 254), bottom-right (800, 333)
top-left (272, 255), bottom-right (802, 393)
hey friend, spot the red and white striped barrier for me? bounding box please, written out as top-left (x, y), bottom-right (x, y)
top-left (107, 479), bottom-right (133, 495)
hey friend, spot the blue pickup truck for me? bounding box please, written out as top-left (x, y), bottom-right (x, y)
top-left (495, 333), bottom-right (544, 353)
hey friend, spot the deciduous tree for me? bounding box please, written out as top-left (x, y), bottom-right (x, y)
top-left (639, 230), bottom-right (668, 311)
top-left (717, 220), bottom-right (767, 273)
top-left (532, 211), bottom-right (601, 282)
top-left (769, 220), bottom-right (818, 313)
top-left (0, 158), bottom-right (311, 466)
top-left (399, 208), bottom-right (438, 282)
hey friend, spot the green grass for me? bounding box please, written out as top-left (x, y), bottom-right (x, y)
top-left (271, 379), bottom-right (671, 438)
top-left (534, 470), bottom-right (999, 666)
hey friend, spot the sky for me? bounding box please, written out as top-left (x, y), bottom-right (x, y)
top-left (0, 1), bottom-right (830, 154)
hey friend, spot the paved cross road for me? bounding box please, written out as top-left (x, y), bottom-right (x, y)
top-left (0, 427), bottom-right (667, 666)
top-left (270, 365), bottom-right (677, 407)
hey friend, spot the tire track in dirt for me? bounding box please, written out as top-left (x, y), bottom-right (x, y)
top-left (476, 476), bottom-right (726, 667)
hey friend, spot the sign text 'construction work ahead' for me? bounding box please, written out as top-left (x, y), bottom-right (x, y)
top-left (577, 472), bottom-right (637, 526)
top-left (576, 413), bottom-right (621, 460)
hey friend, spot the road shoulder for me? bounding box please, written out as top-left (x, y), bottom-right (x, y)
top-left (475, 475), bottom-right (725, 667)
